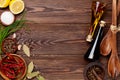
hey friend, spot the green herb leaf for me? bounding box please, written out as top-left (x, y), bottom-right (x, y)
top-left (28, 61), bottom-right (34, 73)
top-left (27, 71), bottom-right (40, 79)
top-left (23, 44), bottom-right (30, 57)
top-left (36, 75), bottom-right (45, 80)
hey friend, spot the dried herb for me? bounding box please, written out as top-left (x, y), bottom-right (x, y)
top-left (23, 44), bottom-right (30, 57)
top-left (27, 61), bottom-right (34, 73)
top-left (22, 61), bottom-right (45, 80)
top-left (27, 71), bottom-right (40, 79)
top-left (36, 75), bottom-right (45, 80)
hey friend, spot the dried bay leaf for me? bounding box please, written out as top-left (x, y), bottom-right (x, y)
top-left (27, 71), bottom-right (40, 79)
top-left (23, 44), bottom-right (30, 57)
top-left (28, 61), bottom-right (34, 73)
top-left (37, 75), bottom-right (45, 80)
top-left (23, 77), bottom-right (27, 80)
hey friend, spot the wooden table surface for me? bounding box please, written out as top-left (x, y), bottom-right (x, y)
top-left (1, 0), bottom-right (120, 80)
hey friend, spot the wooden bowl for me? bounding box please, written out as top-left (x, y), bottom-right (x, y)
top-left (83, 62), bottom-right (106, 80)
top-left (0, 54), bottom-right (27, 80)
top-left (2, 38), bottom-right (18, 54)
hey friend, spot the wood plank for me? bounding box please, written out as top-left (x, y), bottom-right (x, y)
top-left (17, 23), bottom-right (89, 55)
top-left (24, 0), bottom-right (112, 24)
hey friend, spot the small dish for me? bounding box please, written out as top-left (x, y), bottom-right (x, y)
top-left (2, 38), bottom-right (18, 54)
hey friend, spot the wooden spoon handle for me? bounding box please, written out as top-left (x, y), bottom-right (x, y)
top-left (112, 0), bottom-right (117, 26)
top-left (118, 0), bottom-right (120, 16)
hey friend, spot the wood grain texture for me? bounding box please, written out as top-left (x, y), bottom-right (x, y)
top-left (1, 0), bottom-right (120, 80)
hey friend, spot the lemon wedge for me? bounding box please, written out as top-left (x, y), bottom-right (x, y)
top-left (0, 0), bottom-right (10, 8)
top-left (9, 0), bottom-right (25, 14)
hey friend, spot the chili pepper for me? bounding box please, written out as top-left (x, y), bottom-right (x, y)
top-left (0, 54), bottom-right (26, 79)
top-left (2, 59), bottom-right (17, 64)
top-left (3, 64), bottom-right (21, 68)
top-left (4, 70), bottom-right (15, 79)
top-left (1, 66), bottom-right (15, 79)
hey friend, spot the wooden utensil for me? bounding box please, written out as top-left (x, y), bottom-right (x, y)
top-left (100, 0), bottom-right (120, 56)
top-left (108, 30), bottom-right (120, 77)
top-left (100, 0), bottom-right (120, 78)
top-left (100, 29), bottom-right (112, 56)
top-left (118, 0), bottom-right (120, 16)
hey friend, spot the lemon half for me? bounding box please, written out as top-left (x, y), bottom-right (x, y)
top-left (0, 0), bottom-right (10, 8)
top-left (9, 0), bottom-right (25, 14)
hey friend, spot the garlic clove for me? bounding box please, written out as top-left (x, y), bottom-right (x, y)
top-left (12, 33), bottom-right (17, 39)
top-left (18, 44), bottom-right (22, 50)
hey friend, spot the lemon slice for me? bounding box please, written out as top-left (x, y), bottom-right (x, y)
top-left (0, 0), bottom-right (10, 8)
top-left (9, 0), bottom-right (25, 14)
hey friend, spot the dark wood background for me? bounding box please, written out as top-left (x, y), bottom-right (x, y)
top-left (1, 0), bottom-right (120, 80)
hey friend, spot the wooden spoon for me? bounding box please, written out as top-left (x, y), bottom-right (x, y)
top-left (100, 0), bottom-right (120, 56)
top-left (107, 0), bottom-right (120, 78)
top-left (108, 29), bottom-right (120, 78)
top-left (118, 0), bottom-right (120, 16)
top-left (100, 29), bottom-right (112, 56)
top-left (100, 0), bottom-right (120, 78)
